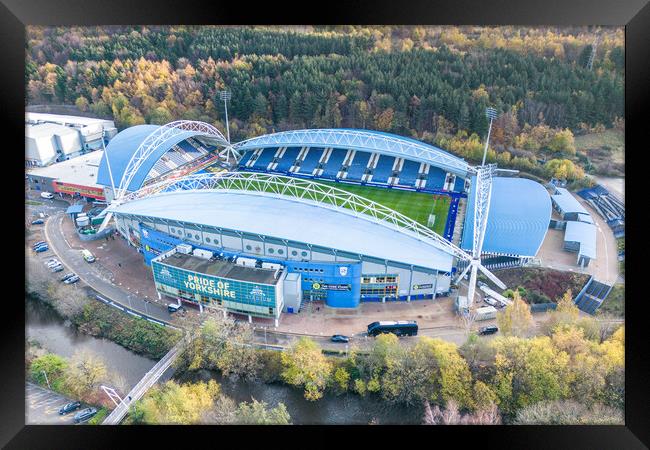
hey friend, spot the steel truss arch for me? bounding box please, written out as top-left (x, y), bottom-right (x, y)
top-left (116, 120), bottom-right (229, 199)
top-left (232, 129), bottom-right (474, 176)
top-left (118, 171), bottom-right (475, 262)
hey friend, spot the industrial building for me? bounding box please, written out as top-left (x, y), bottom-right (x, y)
top-left (96, 122), bottom-right (552, 321)
top-left (26, 150), bottom-right (107, 201)
top-left (25, 113), bottom-right (117, 167)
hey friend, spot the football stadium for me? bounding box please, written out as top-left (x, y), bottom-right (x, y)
top-left (95, 121), bottom-right (552, 323)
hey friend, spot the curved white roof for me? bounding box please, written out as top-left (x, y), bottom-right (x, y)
top-left (113, 191), bottom-right (454, 272)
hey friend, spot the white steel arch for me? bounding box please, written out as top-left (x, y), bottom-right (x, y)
top-left (118, 171), bottom-right (474, 262)
top-left (116, 120), bottom-right (229, 199)
top-left (233, 129), bottom-right (474, 176)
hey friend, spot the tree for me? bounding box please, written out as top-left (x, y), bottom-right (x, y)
top-left (30, 353), bottom-right (68, 386)
top-left (423, 399), bottom-right (501, 425)
top-left (497, 291), bottom-right (534, 337)
top-left (234, 399), bottom-right (292, 425)
top-left (281, 337), bottom-right (332, 401)
top-left (64, 350), bottom-right (108, 398)
top-left (491, 336), bottom-right (571, 415)
top-left (548, 128), bottom-right (576, 155)
top-left (514, 400), bottom-right (622, 425)
top-left (131, 380), bottom-right (220, 424)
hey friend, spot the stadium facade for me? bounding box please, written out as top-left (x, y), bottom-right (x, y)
top-left (97, 123), bottom-right (552, 320)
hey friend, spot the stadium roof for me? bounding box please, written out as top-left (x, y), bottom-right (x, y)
top-left (565, 221), bottom-right (597, 260)
top-left (461, 177), bottom-right (552, 257)
top-left (551, 187), bottom-right (589, 216)
top-left (233, 128), bottom-right (471, 176)
top-left (113, 191), bottom-right (455, 272)
top-left (96, 125), bottom-right (207, 192)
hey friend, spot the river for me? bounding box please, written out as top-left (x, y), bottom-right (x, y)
top-left (26, 297), bottom-right (422, 424)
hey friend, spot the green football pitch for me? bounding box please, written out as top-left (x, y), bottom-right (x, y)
top-left (312, 180), bottom-right (451, 236)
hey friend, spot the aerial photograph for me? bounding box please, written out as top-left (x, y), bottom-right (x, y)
top-left (25, 25), bottom-right (624, 425)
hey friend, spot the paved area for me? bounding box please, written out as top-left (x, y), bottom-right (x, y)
top-left (536, 196), bottom-right (620, 285)
top-left (26, 382), bottom-right (81, 425)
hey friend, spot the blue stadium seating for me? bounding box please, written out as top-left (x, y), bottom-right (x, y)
top-left (321, 148), bottom-right (348, 178)
top-left (425, 166), bottom-right (447, 190)
top-left (250, 147), bottom-right (278, 170)
top-left (346, 151), bottom-right (372, 180)
top-left (397, 160), bottom-right (420, 187)
top-left (238, 150), bottom-right (255, 167)
top-left (453, 176), bottom-right (465, 192)
top-left (274, 147), bottom-right (301, 172)
top-left (371, 155), bottom-right (395, 183)
top-left (296, 147), bottom-right (324, 174)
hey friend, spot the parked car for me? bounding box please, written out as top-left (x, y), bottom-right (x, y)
top-left (167, 304), bottom-right (185, 313)
top-left (478, 325), bottom-right (499, 336)
top-left (40, 192), bottom-right (54, 199)
top-left (32, 241), bottom-right (46, 248)
top-left (483, 297), bottom-right (498, 307)
top-left (51, 264), bottom-right (64, 273)
top-left (61, 273), bottom-right (76, 282)
top-left (58, 401), bottom-right (81, 415)
top-left (330, 334), bottom-right (350, 343)
top-left (81, 249), bottom-right (95, 263)
top-left (64, 275), bottom-right (80, 284)
top-left (34, 245), bottom-right (49, 253)
top-left (73, 407), bottom-right (97, 424)
top-left (46, 259), bottom-right (61, 268)
top-left (31, 219), bottom-right (45, 225)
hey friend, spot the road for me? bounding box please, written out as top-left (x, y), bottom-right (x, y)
top-left (44, 212), bottom-right (173, 324)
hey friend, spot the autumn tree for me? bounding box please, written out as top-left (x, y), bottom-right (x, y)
top-left (233, 399), bottom-right (292, 425)
top-left (64, 350), bottom-right (108, 399)
top-left (130, 380), bottom-right (220, 424)
top-left (281, 337), bottom-right (332, 401)
top-left (497, 291), bottom-right (534, 337)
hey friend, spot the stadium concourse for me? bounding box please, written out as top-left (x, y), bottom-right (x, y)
top-left (96, 122), bottom-right (553, 324)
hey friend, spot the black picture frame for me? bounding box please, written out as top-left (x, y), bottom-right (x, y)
top-left (3, 0), bottom-right (648, 447)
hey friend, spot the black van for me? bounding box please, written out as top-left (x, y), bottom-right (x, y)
top-left (367, 320), bottom-right (418, 337)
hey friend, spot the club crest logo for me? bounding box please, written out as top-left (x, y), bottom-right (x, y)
top-left (339, 266), bottom-right (348, 276)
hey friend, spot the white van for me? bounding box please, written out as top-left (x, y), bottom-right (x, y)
top-left (40, 192), bottom-right (54, 199)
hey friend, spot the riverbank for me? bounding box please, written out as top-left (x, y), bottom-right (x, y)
top-left (26, 248), bottom-right (181, 360)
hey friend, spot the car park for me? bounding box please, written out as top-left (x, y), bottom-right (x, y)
top-left (73, 407), bottom-right (97, 424)
top-left (51, 264), bottom-right (64, 273)
top-left (61, 273), bottom-right (76, 282)
top-left (64, 275), bottom-right (80, 284)
top-left (478, 325), bottom-right (499, 335)
top-left (58, 401), bottom-right (81, 415)
top-left (31, 219), bottom-right (45, 225)
top-left (330, 334), bottom-right (350, 343)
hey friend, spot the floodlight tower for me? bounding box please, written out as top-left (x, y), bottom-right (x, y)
top-left (220, 90), bottom-right (232, 144)
top-left (455, 163), bottom-right (506, 303)
top-left (587, 35), bottom-right (600, 71)
top-left (482, 107), bottom-right (498, 166)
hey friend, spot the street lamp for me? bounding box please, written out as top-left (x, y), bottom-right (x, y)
top-left (482, 107), bottom-right (498, 166)
top-left (219, 90), bottom-right (232, 144)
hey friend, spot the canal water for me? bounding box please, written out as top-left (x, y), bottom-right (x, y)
top-left (26, 296), bottom-right (422, 424)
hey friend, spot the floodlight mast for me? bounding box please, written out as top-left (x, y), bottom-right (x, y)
top-left (482, 107), bottom-right (498, 166)
top-left (220, 90), bottom-right (232, 144)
